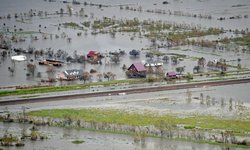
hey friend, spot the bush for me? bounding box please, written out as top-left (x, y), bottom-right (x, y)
top-left (72, 140), bottom-right (85, 144)
top-left (147, 76), bottom-right (156, 82)
top-left (184, 125), bottom-right (195, 129)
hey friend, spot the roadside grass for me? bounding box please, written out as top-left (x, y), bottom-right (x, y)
top-left (19, 95), bottom-right (40, 99)
top-left (27, 108), bottom-right (250, 133)
top-left (0, 79), bottom-right (144, 97)
top-left (1, 70), bottom-right (250, 97)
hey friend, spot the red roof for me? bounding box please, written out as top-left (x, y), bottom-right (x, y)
top-left (128, 63), bottom-right (146, 72)
top-left (87, 51), bottom-right (98, 57)
top-left (166, 71), bottom-right (176, 76)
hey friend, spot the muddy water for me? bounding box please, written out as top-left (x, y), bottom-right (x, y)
top-left (0, 122), bottom-right (244, 150)
top-left (0, 0), bottom-right (250, 86)
top-left (0, 1), bottom-right (249, 149)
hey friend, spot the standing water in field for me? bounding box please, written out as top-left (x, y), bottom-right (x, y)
top-left (0, 122), bottom-right (246, 150)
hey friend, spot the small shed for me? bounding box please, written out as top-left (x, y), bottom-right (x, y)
top-left (127, 63), bottom-right (146, 78)
top-left (166, 71), bottom-right (177, 79)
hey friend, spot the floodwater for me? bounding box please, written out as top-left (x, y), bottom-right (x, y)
top-left (0, 122), bottom-right (245, 150)
top-left (0, 0), bottom-right (250, 30)
top-left (0, 1), bottom-right (250, 149)
top-left (1, 82), bottom-right (250, 119)
top-left (0, 0), bottom-right (250, 86)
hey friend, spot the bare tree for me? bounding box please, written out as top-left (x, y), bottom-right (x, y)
top-left (34, 50), bottom-right (40, 58)
top-left (67, 5), bottom-right (72, 16)
top-left (1, 51), bottom-right (7, 58)
top-left (27, 63), bottom-right (36, 76)
top-left (176, 66), bottom-right (185, 75)
top-left (147, 66), bottom-right (154, 74)
top-left (155, 66), bottom-right (164, 76)
top-left (60, 8), bottom-right (64, 16)
top-left (79, 8), bottom-right (84, 17)
top-left (122, 64), bottom-right (127, 70)
top-left (198, 57), bottom-right (206, 67)
top-left (8, 67), bottom-right (15, 76)
top-left (81, 72), bottom-right (92, 83)
top-left (162, 55), bottom-right (169, 62)
top-left (146, 52), bottom-right (154, 59)
top-left (110, 54), bottom-right (120, 64)
top-left (103, 72), bottom-right (116, 81)
top-left (110, 73), bottom-right (116, 80)
top-left (96, 73), bottom-right (103, 82)
top-left (171, 56), bottom-right (178, 64)
top-left (46, 66), bottom-right (56, 80)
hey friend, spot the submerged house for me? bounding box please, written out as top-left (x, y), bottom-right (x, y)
top-left (57, 69), bottom-right (83, 80)
top-left (87, 51), bottom-right (100, 59)
top-left (39, 59), bottom-right (63, 67)
top-left (126, 62), bottom-right (146, 78)
top-left (87, 50), bottom-right (102, 64)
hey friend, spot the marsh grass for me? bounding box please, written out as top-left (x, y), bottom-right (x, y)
top-left (72, 140), bottom-right (85, 144)
top-left (63, 22), bottom-right (82, 29)
top-left (27, 108), bottom-right (250, 133)
top-left (233, 33), bottom-right (250, 47)
top-left (65, 126), bottom-right (250, 149)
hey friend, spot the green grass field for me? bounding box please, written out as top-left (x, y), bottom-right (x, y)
top-left (28, 108), bottom-right (250, 133)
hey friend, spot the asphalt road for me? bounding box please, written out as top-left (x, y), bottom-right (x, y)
top-left (1, 78), bottom-right (250, 106)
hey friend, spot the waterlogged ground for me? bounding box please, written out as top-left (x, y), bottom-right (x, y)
top-left (1, 84), bottom-right (250, 149)
top-left (0, 122), bottom-right (246, 150)
top-left (1, 73), bottom-right (250, 149)
top-left (1, 0), bottom-right (250, 149)
top-left (1, 82), bottom-right (250, 119)
top-left (0, 0), bottom-right (250, 86)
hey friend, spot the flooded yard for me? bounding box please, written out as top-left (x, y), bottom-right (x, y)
top-left (0, 0), bottom-right (250, 87)
top-left (1, 0), bottom-right (250, 149)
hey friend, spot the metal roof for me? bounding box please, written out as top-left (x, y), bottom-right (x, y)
top-left (63, 69), bottom-right (83, 76)
top-left (129, 63), bottom-right (146, 72)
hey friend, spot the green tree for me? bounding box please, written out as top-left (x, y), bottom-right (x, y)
top-left (176, 66), bottom-right (185, 74)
